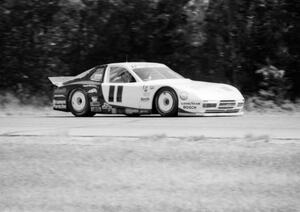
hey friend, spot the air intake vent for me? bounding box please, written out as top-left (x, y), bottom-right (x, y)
top-left (203, 103), bottom-right (217, 108)
top-left (218, 100), bottom-right (236, 109)
top-left (206, 109), bottom-right (239, 113)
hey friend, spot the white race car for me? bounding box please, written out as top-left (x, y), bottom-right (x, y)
top-left (49, 62), bottom-right (244, 117)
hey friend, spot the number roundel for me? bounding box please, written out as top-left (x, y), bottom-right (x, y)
top-left (108, 85), bottom-right (123, 103)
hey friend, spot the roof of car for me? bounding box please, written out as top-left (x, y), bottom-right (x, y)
top-left (108, 62), bottom-right (166, 69)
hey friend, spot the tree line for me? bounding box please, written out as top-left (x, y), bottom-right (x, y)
top-left (0, 0), bottom-right (299, 101)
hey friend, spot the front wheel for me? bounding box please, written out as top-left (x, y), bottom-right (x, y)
top-left (155, 88), bottom-right (178, 117)
top-left (69, 89), bottom-right (95, 117)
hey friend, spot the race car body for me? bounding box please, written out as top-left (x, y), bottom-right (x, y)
top-left (49, 62), bottom-right (244, 117)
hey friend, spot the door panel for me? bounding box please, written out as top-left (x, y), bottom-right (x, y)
top-left (101, 65), bottom-right (145, 111)
top-left (101, 83), bottom-right (143, 109)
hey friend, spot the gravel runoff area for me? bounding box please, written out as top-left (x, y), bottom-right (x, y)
top-left (0, 135), bottom-right (299, 212)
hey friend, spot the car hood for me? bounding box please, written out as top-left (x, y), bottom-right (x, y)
top-left (147, 79), bottom-right (244, 100)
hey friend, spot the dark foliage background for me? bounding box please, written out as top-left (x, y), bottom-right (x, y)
top-left (0, 0), bottom-right (299, 103)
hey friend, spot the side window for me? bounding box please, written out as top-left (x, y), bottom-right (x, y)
top-left (109, 67), bottom-right (136, 83)
top-left (90, 67), bottom-right (105, 82)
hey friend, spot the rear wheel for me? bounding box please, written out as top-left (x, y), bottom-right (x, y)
top-left (69, 89), bottom-right (95, 117)
top-left (155, 88), bottom-right (178, 117)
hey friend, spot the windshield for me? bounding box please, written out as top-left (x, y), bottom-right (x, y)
top-left (133, 66), bottom-right (184, 81)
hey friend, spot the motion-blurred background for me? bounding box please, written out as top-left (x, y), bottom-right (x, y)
top-left (0, 0), bottom-right (299, 109)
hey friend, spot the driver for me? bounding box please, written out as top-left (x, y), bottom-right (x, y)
top-left (120, 71), bottom-right (134, 83)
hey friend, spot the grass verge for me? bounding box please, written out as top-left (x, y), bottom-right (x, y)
top-left (0, 136), bottom-right (299, 212)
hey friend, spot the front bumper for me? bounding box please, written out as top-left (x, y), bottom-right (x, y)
top-left (179, 99), bottom-right (244, 116)
top-left (178, 110), bottom-right (244, 117)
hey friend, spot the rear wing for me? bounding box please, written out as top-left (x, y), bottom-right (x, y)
top-left (48, 77), bottom-right (74, 87)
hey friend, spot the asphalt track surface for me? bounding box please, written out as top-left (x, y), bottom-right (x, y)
top-left (0, 112), bottom-right (299, 141)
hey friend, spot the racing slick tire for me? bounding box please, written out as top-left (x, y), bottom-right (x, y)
top-left (69, 89), bottom-right (95, 117)
top-left (155, 87), bottom-right (178, 117)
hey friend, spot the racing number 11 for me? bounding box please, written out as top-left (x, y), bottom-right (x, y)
top-left (108, 85), bottom-right (123, 103)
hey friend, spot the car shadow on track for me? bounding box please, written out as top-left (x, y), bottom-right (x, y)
top-left (43, 115), bottom-right (237, 119)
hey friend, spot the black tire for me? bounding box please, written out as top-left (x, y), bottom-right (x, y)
top-left (155, 87), bottom-right (178, 117)
top-left (68, 89), bottom-right (95, 117)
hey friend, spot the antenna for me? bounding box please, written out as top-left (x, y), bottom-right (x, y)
top-left (126, 55), bottom-right (128, 63)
